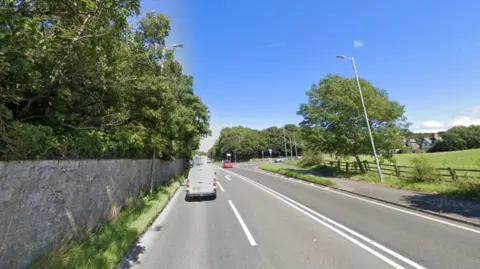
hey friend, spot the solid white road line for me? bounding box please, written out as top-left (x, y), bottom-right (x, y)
top-left (225, 175), bottom-right (231, 180)
top-left (217, 181), bottom-right (225, 192)
top-left (228, 200), bottom-right (257, 246)
top-left (240, 166), bottom-right (480, 235)
top-left (222, 168), bottom-right (425, 269)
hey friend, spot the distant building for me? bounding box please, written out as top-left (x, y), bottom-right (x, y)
top-left (403, 137), bottom-right (420, 150)
top-left (419, 133), bottom-right (443, 149)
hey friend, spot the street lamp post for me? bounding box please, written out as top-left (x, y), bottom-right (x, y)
top-left (336, 55), bottom-right (384, 182)
top-left (293, 132), bottom-right (298, 159)
top-left (283, 127), bottom-right (288, 160)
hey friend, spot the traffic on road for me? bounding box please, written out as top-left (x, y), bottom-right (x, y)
top-left (118, 163), bottom-right (480, 269)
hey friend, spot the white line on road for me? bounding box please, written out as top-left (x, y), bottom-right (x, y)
top-left (217, 181), bottom-right (225, 192)
top-left (240, 166), bottom-right (480, 235)
top-left (225, 175), bottom-right (231, 180)
top-left (228, 200), bottom-right (257, 246)
top-left (222, 169), bottom-right (425, 269)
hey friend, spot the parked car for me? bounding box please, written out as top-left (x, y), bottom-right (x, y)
top-left (223, 160), bottom-right (233, 168)
top-left (207, 158), bottom-right (211, 163)
top-left (275, 156), bottom-right (287, 163)
top-left (185, 156), bottom-right (217, 200)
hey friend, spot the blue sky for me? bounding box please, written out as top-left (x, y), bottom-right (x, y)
top-left (136, 0), bottom-right (480, 151)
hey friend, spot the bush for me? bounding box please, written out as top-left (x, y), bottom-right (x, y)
top-left (409, 156), bottom-right (441, 183)
top-left (299, 149), bottom-right (324, 167)
top-left (0, 122), bottom-right (61, 160)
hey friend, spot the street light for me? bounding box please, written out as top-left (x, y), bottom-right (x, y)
top-left (336, 55), bottom-right (384, 182)
top-left (172, 43), bottom-right (184, 53)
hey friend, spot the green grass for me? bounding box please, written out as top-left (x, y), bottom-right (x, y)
top-left (287, 160), bottom-right (480, 200)
top-left (350, 172), bottom-right (480, 200)
top-left (259, 163), bottom-right (335, 187)
top-left (32, 172), bottom-right (186, 269)
top-left (322, 149), bottom-right (480, 169)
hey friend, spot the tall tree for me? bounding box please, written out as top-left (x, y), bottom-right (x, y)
top-left (297, 74), bottom-right (408, 170)
top-left (0, 2), bottom-right (210, 160)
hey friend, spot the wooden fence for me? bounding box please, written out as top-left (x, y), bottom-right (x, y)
top-left (320, 160), bottom-right (480, 181)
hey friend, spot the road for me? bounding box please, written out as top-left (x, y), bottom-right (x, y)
top-left (117, 164), bottom-right (480, 269)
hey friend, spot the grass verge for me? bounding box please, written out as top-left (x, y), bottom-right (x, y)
top-left (259, 163), bottom-right (335, 187)
top-left (288, 160), bottom-right (480, 200)
top-left (351, 172), bottom-right (480, 200)
top-left (32, 172), bottom-right (186, 269)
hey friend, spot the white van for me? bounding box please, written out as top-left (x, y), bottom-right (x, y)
top-left (185, 155), bottom-right (217, 200)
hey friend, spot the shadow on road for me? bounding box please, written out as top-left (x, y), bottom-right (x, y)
top-left (115, 242), bottom-right (146, 269)
top-left (184, 195), bottom-right (217, 202)
top-left (402, 192), bottom-right (480, 221)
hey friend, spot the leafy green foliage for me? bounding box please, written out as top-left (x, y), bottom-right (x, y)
top-left (298, 148), bottom-right (324, 167)
top-left (428, 125), bottom-right (480, 152)
top-left (208, 125), bottom-right (304, 161)
top-left (0, 2), bottom-right (210, 160)
top-left (297, 74), bottom-right (408, 162)
top-left (409, 156), bottom-right (441, 183)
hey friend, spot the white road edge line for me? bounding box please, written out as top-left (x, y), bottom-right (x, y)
top-left (217, 181), bottom-right (225, 192)
top-left (228, 200), bottom-right (257, 246)
top-left (241, 166), bottom-right (480, 235)
top-left (225, 175), bottom-right (231, 180)
top-left (223, 169), bottom-right (425, 269)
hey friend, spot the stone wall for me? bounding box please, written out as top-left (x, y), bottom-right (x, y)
top-left (0, 158), bottom-right (186, 269)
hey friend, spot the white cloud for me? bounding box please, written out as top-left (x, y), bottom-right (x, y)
top-left (410, 105), bottom-right (480, 133)
top-left (422, 121), bottom-right (444, 128)
top-left (451, 117), bottom-right (480, 127)
top-left (353, 40), bottom-right (364, 48)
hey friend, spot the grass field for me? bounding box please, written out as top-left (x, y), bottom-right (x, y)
top-left (323, 149), bottom-right (480, 169)
top-left (285, 149), bottom-right (480, 200)
top-left (259, 163), bottom-right (335, 187)
top-left (32, 173), bottom-right (186, 269)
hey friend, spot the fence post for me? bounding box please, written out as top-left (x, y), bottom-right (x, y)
top-left (337, 160), bottom-right (341, 172)
top-left (354, 161), bottom-right (358, 173)
top-left (394, 164), bottom-right (400, 177)
top-left (448, 168), bottom-right (458, 181)
top-left (363, 161), bottom-right (369, 172)
top-left (346, 162), bottom-right (349, 173)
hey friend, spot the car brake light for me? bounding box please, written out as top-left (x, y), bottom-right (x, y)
top-left (213, 177), bottom-right (216, 187)
top-left (186, 179), bottom-right (190, 188)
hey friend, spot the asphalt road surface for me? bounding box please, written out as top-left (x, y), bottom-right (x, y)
top-left (117, 164), bottom-right (480, 269)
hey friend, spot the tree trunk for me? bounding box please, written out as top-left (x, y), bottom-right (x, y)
top-left (355, 155), bottom-right (366, 173)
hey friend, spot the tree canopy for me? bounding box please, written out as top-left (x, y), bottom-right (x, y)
top-left (0, 1), bottom-right (210, 160)
top-left (428, 125), bottom-right (480, 152)
top-left (297, 74), bottom-right (408, 165)
top-left (208, 125), bottom-right (303, 161)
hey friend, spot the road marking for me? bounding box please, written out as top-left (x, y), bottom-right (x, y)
top-left (228, 200), bottom-right (257, 246)
top-left (222, 169), bottom-right (425, 269)
top-left (217, 181), bottom-right (225, 192)
top-left (240, 166), bottom-right (480, 235)
top-left (225, 175), bottom-right (231, 180)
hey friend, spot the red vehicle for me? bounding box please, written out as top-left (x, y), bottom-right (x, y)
top-left (223, 160), bottom-right (233, 168)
